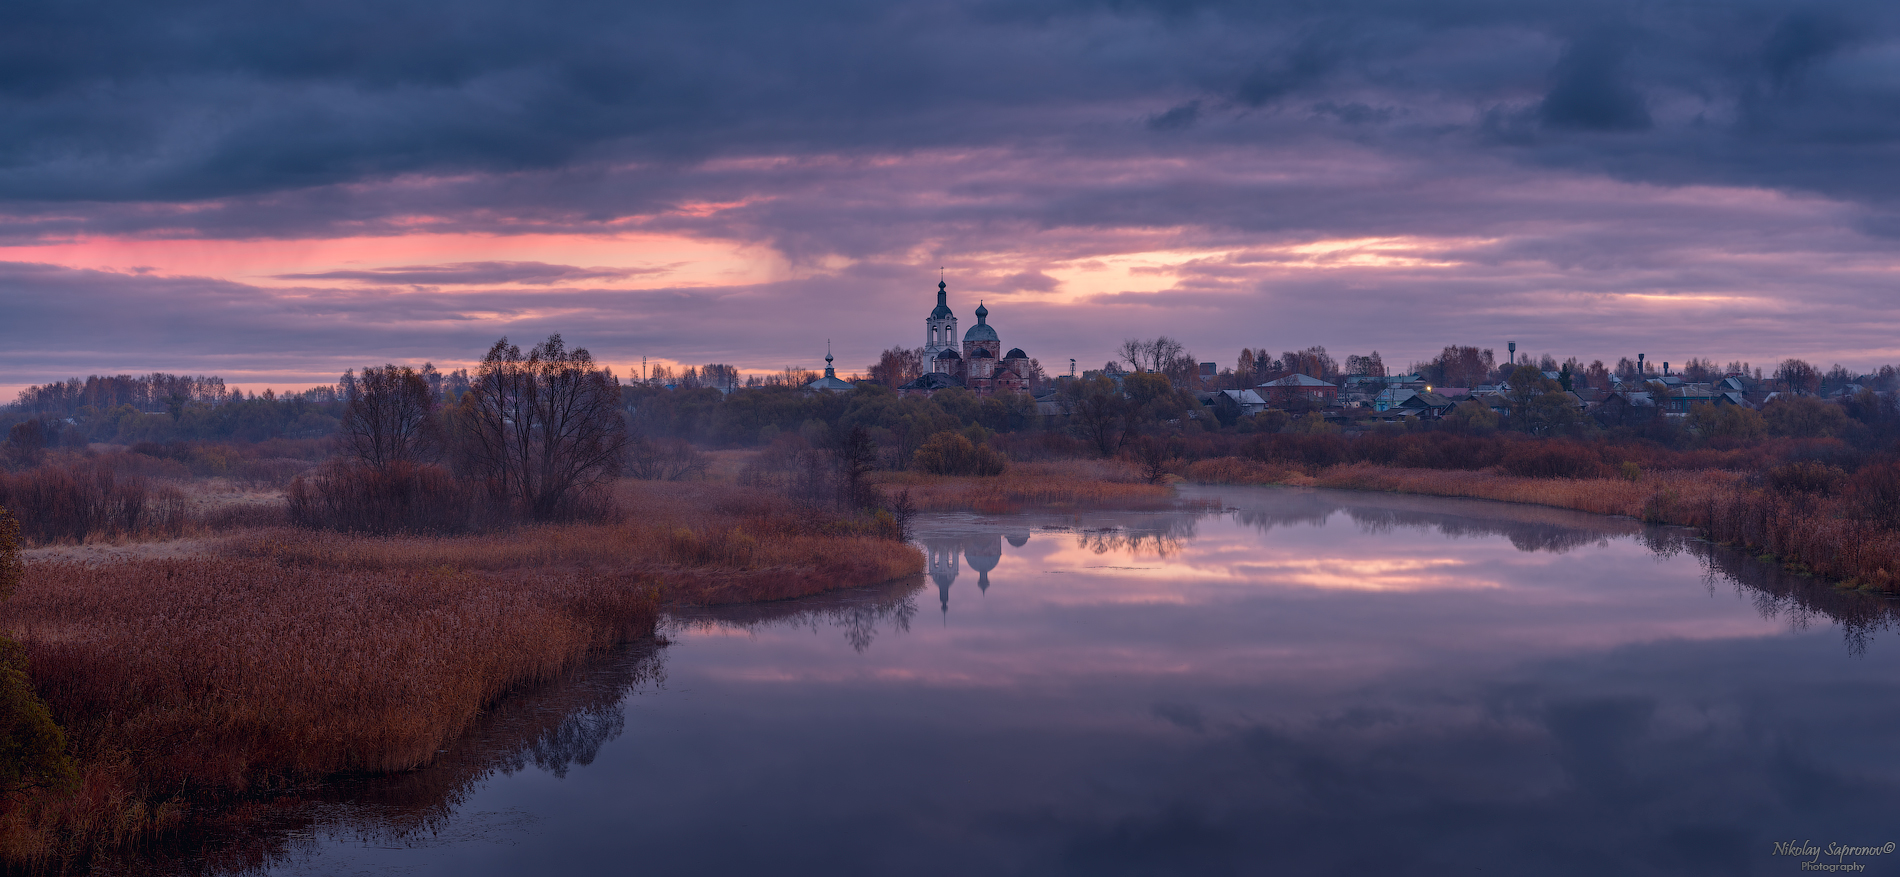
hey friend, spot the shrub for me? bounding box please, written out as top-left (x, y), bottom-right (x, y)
top-left (0, 508), bottom-right (77, 799)
top-left (287, 461), bottom-right (484, 535)
top-left (1763, 396), bottom-right (1852, 438)
top-left (1764, 461), bottom-right (1845, 497)
top-left (626, 435), bottom-right (709, 481)
top-left (1499, 439), bottom-right (1608, 479)
top-left (911, 432), bottom-right (1007, 476)
top-left (0, 460), bottom-right (184, 545)
top-left (1848, 460), bottom-right (1900, 528)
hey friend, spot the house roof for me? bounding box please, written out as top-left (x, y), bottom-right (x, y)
top-left (899, 372), bottom-right (964, 391)
top-left (1260, 373), bottom-right (1336, 388)
top-left (1400, 391), bottom-right (1454, 409)
top-left (804, 375), bottom-right (856, 393)
top-left (1219, 389), bottom-right (1266, 405)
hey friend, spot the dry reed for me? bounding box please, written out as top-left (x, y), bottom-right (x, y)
top-left (874, 460), bottom-right (1178, 513)
top-left (1189, 454), bottom-right (1900, 593)
top-left (0, 478), bottom-right (923, 867)
top-left (0, 558), bottom-right (660, 866)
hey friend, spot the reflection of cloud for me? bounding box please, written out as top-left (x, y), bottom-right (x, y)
top-left (1235, 557), bottom-right (1495, 592)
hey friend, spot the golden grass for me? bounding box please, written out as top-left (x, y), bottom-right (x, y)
top-left (0, 477), bottom-right (922, 868)
top-left (0, 558), bottom-right (660, 867)
top-left (228, 499), bottom-right (923, 608)
top-left (1308, 463), bottom-right (1743, 518)
top-left (874, 460), bottom-right (1178, 513)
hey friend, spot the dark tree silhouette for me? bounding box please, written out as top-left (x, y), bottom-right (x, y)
top-left (457, 335), bottom-right (629, 519)
top-left (339, 365), bottom-right (439, 468)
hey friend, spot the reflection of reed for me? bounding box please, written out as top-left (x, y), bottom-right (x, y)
top-left (673, 574), bottom-right (925, 653)
top-left (1223, 487), bottom-right (1900, 654)
top-left (1227, 490), bottom-right (1632, 556)
top-left (1643, 529), bottom-right (1900, 655)
top-left (1344, 507), bottom-right (1614, 555)
top-left (109, 642), bottom-right (666, 876)
top-left (1073, 517), bottom-right (1201, 558)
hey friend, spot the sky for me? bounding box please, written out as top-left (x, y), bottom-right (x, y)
top-left (4, 0), bottom-right (1900, 396)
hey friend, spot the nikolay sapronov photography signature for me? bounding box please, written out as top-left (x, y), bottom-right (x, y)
top-left (1773, 840), bottom-right (1897, 872)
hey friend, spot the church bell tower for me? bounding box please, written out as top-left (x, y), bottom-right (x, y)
top-left (924, 279), bottom-right (958, 360)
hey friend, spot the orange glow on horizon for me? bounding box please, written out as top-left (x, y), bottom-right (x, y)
top-left (0, 231), bottom-right (785, 291)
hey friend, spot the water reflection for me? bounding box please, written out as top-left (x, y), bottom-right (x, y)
top-left (108, 643), bottom-right (664, 877)
top-left (197, 486), bottom-right (1900, 875)
top-left (675, 574), bottom-right (925, 654)
top-left (920, 532), bottom-right (1030, 615)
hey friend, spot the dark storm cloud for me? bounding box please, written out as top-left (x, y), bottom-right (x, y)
top-left (1538, 32), bottom-right (1651, 132)
top-left (3, 0), bottom-right (1900, 212)
top-left (7, 0), bottom-right (1900, 381)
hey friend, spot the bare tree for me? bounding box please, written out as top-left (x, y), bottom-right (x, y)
top-left (457, 335), bottom-right (630, 519)
top-left (1120, 336), bottom-right (1186, 373)
top-left (1118, 338), bottom-right (1147, 373)
top-left (868, 347), bottom-right (925, 389)
top-left (339, 365), bottom-right (440, 468)
top-left (1776, 359), bottom-right (1820, 395)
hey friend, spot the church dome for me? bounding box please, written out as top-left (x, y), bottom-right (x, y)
top-left (963, 301), bottom-right (999, 342)
top-left (936, 348), bottom-right (961, 360)
top-left (968, 347), bottom-right (993, 358)
top-left (930, 280), bottom-right (953, 319)
top-left (1004, 348), bottom-right (1027, 360)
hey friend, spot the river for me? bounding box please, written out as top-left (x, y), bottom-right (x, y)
top-left (140, 485), bottom-right (1900, 876)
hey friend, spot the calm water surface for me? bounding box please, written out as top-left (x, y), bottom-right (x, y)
top-left (237, 486), bottom-right (1900, 876)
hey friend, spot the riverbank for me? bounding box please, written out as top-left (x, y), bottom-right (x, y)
top-left (1186, 457), bottom-right (1900, 593)
top-left (873, 460), bottom-right (1186, 513)
top-left (0, 478), bottom-right (923, 869)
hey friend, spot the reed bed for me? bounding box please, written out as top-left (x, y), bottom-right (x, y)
top-left (1647, 486), bottom-right (1900, 591)
top-left (1309, 463), bottom-right (1742, 518)
top-left (0, 558), bottom-right (661, 866)
top-left (0, 477), bottom-right (922, 868)
top-left (874, 460), bottom-right (1178, 513)
top-left (1188, 454), bottom-right (1900, 592)
top-left (228, 479), bottom-right (921, 606)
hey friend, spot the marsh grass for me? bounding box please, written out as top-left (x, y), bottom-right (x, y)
top-left (1189, 454), bottom-right (1900, 593)
top-left (0, 477), bottom-right (921, 868)
top-left (874, 460), bottom-right (1179, 513)
top-left (0, 557), bottom-right (661, 867)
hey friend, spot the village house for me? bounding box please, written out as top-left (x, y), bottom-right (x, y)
top-left (1258, 373), bottom-right (1337, 406)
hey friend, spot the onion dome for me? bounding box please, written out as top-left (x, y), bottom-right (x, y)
top-left (963, 301), bottom-right (999, 342)
top-left (930, 279), bottom-right (954, 319)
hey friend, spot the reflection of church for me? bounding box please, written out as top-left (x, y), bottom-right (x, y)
top-left (921, 532), bottom-right (1031, 617)
top-left (899, 279), bottom-right (1034, 398)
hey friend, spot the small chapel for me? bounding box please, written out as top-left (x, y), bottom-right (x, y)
top-left (899, 279), bottom-right (1033, 398)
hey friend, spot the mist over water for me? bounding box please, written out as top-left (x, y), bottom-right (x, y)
top-left (205, 486), bottom-right (1900, 876)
